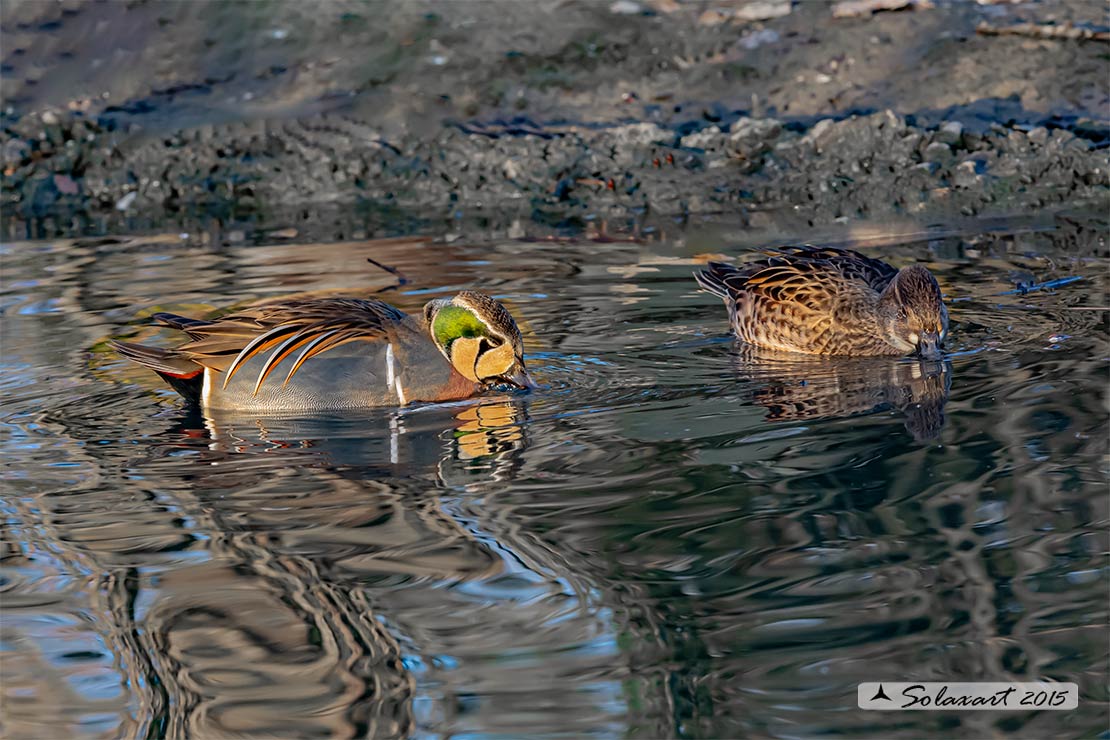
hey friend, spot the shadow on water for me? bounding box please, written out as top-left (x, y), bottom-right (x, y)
top-left (1, 213), bottom-right (1107, 738)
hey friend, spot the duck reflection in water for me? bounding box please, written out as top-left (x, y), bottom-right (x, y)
top-left (119, 397), bottom-right (532, 737)
top-left (730, 348), bottom-right (953, 440)
top-left (195, 395), bottom-right (530, 478)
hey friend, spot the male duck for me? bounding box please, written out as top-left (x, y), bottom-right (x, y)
top-left (111, 291), bottom-right (535, 410)
top-left (696, 245), bottom-right (948, 358)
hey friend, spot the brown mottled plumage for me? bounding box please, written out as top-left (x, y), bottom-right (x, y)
top-left (696, 245), bottom-right (948, 358)
top-left (110, 291), bottom-right (534, 410)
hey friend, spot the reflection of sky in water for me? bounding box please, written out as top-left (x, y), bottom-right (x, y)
top-left (1, 217), bottom-right (1107, 738)
top-left (5, 613), bottom-right (122, 701)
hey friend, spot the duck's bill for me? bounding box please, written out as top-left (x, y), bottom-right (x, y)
top-left (915, 333), bottom-right (944, 360)
top-left (496, 367), bottom-right (539, 391)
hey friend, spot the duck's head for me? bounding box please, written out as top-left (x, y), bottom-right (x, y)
top-left (424, 291), bottom-right (536, 390)
top-left (879, 264), bottom-right (949, 359)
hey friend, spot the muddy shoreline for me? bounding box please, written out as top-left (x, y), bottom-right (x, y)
top-left (3, 0), bottom-right (1108, 238)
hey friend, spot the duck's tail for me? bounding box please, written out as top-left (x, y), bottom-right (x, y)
top-left (694, 261), bottom-right (743, 300)
top-left (109, 340), bottom-right (204, 403)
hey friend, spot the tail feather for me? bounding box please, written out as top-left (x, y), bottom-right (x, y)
top-left (694, 261), bottom-right (743, 299)
top-left (109, 340), bottom-right (204, 403)
top-left (152, 312), bottom-right (215, 340)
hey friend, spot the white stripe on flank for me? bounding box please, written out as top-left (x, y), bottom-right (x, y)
top-left (389, 416), bottom-right (399, 464)
top-left (386, 343), bottom-right (406, 404)
top-left (202, 368), bottom-right (213, 406)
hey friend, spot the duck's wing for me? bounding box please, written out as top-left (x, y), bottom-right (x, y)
top-left (697, 246), bottom-right (897, 300)
top-left (700, 256), bottom-right (848, 310)
top-left (767, 245), bottom-right (898, 292)
top-left (114, 299), bottom-right (409, 394)
top-left (694, 261), bottom-right (752, 300)
top-left (167, 298), bottom-right (409, 391)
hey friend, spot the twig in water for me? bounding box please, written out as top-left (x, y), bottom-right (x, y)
top-left (997, 276), bottom-right (1084, 295)
top-left (365, 256), bottom-right (410, 292)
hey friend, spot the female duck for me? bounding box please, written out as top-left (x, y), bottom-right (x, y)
top-left (696, 245), bottom-right (948, 358)
top-left (111, 291), bottom-right (535, 410)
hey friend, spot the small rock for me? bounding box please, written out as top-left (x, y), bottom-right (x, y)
top-left (832, 0), bottom-right (931, 18)
top-left (681, 126), bottom-right (723, 149)
top-left (610, 0), bottom-right (643, 14)
top-left (923, 141), bottom-right (953, 164)
top-left (728, 118), bottom-right (782, 172)
top-left (739, 28), bottom-right (780, 49)
top-left (734, 1), bottom-right (792, 21)
top-left (41, 110), bottom-right (59, 126)
top-left (730, 118), bottom-right (781, 146)
top-left (1027, 126), bottom-right (1049, 146)
top-left (612, 122), bottom-right (670, 148)
top-left (953, 160), bottom-right (982, 188)
top-left (1050, 129), bottom-right (1075, 145)
top-left (53, 174), bottom-right (78, 194)
top-left (935, 121), bottom-right (963, 146)
top-left (698, 9), bottom-right (729, 26)
top-left (3, 137), bottom-right (29, 162)
top-left (114, 191), bottom-right (137, 211)
top-left (804, 118), bottom-right (835, 147)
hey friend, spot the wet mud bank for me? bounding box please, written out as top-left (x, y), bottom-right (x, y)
top-left (2, 0), bottom-right (1108, 237)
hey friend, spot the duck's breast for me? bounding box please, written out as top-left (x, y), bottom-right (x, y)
top-left (390, 321), bottom-right (481, 403)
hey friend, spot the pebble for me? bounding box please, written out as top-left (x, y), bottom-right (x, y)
top-left (53, 174), bottom-right (78, 195)
top-left (923, 141), bottom-right (953, 164)
top-left (735, 1), bottom-right (792, 21)
top-left (740, 29), bottom-right (780, 50)
top-left (610, 0), bottom-right (643, 14)
top-left (953, 160), bottom-right (982, 188)
top-left (114, 191), bottom-right (137, 211)
top-left (935, 121), bottom-right (964, 146)
top-left (1027, 127), bottom-right (1049, 146)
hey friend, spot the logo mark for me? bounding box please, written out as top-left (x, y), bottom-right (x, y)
top-left (870, 684), bottom-right (892, 702)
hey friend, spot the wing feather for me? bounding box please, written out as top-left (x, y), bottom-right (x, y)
top-left (171, 298), bottom-right (404, 389)
top-left (282, 328), bottom-right (344, 387)
top-left (222, 323), bottom-right (304, 389)
top-left (767, 245), bottom-right (897, 291)
top-left (116, 297), bottom-right (406, 398)
top-left (251, 327), bottom-right (316, 395)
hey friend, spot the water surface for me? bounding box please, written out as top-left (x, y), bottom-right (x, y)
top-left (2, 214), bottom-right (1107, 738)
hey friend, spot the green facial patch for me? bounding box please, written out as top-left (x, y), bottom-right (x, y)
top-left (432, 304), bottom-right (487, 349)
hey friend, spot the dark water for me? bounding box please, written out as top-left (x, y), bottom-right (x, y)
top-left (1, 214), bottom-right (1107, 739)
